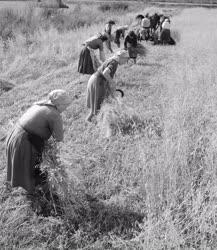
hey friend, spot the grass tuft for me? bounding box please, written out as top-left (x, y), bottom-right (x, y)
top-left (98, 99), bottom-right (163, 138)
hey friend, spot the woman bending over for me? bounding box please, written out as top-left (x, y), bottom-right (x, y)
top-left (86, 50), bottom-right (129, 122)
top-left (6, 89), bottom-right (71, 195)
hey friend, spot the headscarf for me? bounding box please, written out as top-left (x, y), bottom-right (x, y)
top-left (106, 20), bottom-right (116, 25)
top-left (136, 14), bottom-right (144, 20)
top-left (116, 50), bottom-right (129, 59)
top-left (112, 50), bottom-right (129, 62)
top-left (98, 32), bottom-right (110, 41)
top-left (48, 89), bottom-right (71, 107)
top-left (34, 89), bottom-right (71, 108)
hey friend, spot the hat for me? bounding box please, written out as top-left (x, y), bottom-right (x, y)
top-left (128, 30), bottom-right (136, 37)
top-left (107, 20), bottom-right (115, 25)
top-left (136, 14), bottom-right (144, 19)
top-left (48, 89), bottom-right (71, 107)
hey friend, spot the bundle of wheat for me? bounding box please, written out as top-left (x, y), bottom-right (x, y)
top-left (37, 139), bottom-right (89, 219)
top-left (98, 99), bottom-right (147, 137)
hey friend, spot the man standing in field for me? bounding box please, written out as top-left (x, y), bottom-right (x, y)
top-left (104, 20), bottom-right (116, 53)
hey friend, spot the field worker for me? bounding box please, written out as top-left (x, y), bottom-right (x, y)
top-left (135, 14), bottom-right (144, 26)
top-left (78, 33), bottom-right (110, 75)
top-left (6, 89), bottom-right (71, 195)
top-left (133, 14), bottom-right (144, 37)
top-left (160, 18), bottom-right (176, 45)
top-left (140, 13), bottom-right (151, 41)
top-left (104, 20), bottom-right (116, 53)
top-left (159, 15), bottom-right (170, 31)
top-left (141, 14), bottom-right (150, 29)
top-left (104, 20), bottom-right (116, 36)
top-left (86, 50), bottom-right (129, 122)
top-left (113, 25), bottom-right (128, 48)
top-left (124, 30), bottom-right (146, 64)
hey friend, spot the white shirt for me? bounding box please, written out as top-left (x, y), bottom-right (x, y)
top-left (162, 20), bottom-right (170, 30)
top-left (141, 18), bottom-right (150, 28)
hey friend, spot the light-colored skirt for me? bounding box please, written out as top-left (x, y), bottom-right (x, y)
top-left (87, 72), bottom-right (110, 115)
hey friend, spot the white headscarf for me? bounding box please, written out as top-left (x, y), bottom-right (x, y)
top-left (34, 89), bottom-right (71, 108)
top-left (116, 50), bottom-right (129, 59)
top-left (48, 89), bottom-right (71, 107)
top-left (112, 50), bottom-right (129, 62)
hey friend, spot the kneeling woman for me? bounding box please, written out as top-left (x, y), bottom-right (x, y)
top-left (6, 89), bottom-right (71, 194)
top-left (78, 33), bottom-right (110, 75)
top-left (160, 19), bottom-right (176, 45)
top-left (86, 50), bottom-right (129, 122)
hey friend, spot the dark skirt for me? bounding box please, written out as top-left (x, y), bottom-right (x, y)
top-left (87, 72), bottom-right (109, 114)
top-left (6, 124), bottom-right (46, 194)
top-left (78, 46), bottom-right (95, 75)
top-left (160, 29), bottom-right (175, 45)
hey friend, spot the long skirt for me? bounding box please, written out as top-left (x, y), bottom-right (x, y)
top-left (6, 124), bottom-right (44, 194)
top-left (78, 46), bottom-right (100, 75)
top-left (87, 72), bottom-right (109, 115)
top-left (160, 29), bottom-right (171, 44)
top-left (127, 43), bottom-right (146, 59)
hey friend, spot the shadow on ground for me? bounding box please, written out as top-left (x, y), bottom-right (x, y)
top-left (0, 185), bottom-right (144, 239)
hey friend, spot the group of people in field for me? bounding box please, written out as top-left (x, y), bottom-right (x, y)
top-left (78, 13), bottom-right (176, 121)
top-left (135, 13), bottom-right (176, 45)
top-left (4, 12), bottom-right (176, 199)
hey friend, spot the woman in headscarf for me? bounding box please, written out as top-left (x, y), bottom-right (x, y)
top-left (159, 18), bottom-right (176, 45)
top-left (124, 30), bottom-right (146, 64)
top-left (78, 33), bottom-right (110, 75)
top-left (133, 14), bottom-right (145, 38)
top-left (86, 50), bottom-right (129, 122)
top-left (6, 89), bottom-right (71, 195)
top-left (139, 13), bottom-right (151, 41)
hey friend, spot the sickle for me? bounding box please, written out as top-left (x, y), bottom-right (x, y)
top-left (116, 89), bottom-right (124, 97)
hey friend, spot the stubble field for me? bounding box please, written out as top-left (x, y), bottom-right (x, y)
top-left (1, 2), bottom-right (217, 249)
